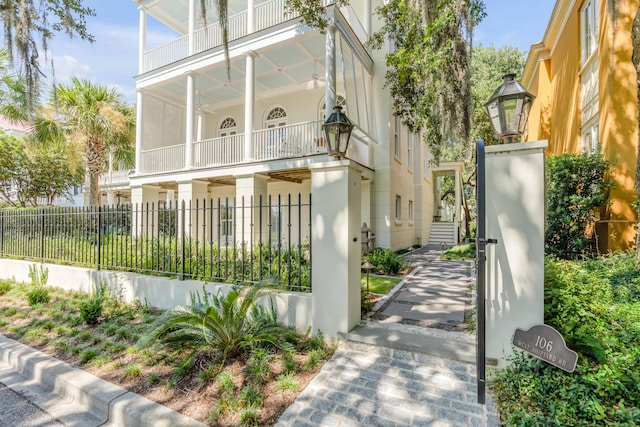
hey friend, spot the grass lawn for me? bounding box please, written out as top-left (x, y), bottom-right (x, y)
top-left (360, 274), bottom-right (402, 294)
top-left (442, 243), bottom-right (475, 260)
top-left (0, 278), bottom-right (332, 427)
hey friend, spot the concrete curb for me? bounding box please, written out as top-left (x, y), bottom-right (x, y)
top-left (0, 334), bottom-right (207, 427)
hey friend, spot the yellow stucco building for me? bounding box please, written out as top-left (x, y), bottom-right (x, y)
top-left (523, 0), bottom-right (639, 251)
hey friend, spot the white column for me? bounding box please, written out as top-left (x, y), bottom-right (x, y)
top-left (196, 109), bottom-right (204, 142)
top-left (247, 0), bottom-right (255, 33)
top-left (310, 160), bottom-right (362, 339)
top-left (131, 185), bottom-right (160, 236)
top-left (135, 90), bottom-right (143, 173)
top-left (244, 51), bottom-right (256, 160)
top-left (138, 7), bottom-right (147, 73)
top-left (177, 180), bottom-right (209, 239)
top-left (185, 71), bottom-right (196, 169)
top-left (325, 24), bottom-right (336, 117)
top-left (235, 174), bottom-right (268, 245)
top-left (188, 0), bottom-right (196, 55)
top-left (364, 0), bottom-right (371, 36)
top-left (484, 141), bottom-right (547, 367)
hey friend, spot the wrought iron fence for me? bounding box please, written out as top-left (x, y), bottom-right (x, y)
top-left (0, 194), bottom-right (312, 292)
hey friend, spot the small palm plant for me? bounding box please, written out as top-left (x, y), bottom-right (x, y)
top-left (138, 283), bottom-right (295, 366)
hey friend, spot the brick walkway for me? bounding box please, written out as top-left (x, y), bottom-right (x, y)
top-left (276, 245), bottom-right (500, 427)
top-left (276, 343), bottom-right (499, 427)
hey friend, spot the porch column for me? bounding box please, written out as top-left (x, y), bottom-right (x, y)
top-left (364, 0), bottom-right (371, 36)
top-left (131, 185), bottom-right (160, 237)
top-left (138, 7), bottom-right (147, 73)
top-left (106, 191), bottom-right (116, 206)
top-left (188, 0), bottom-right (196, 55)
top-left (454, 168), bottom-right (461, 243)
top-left (235, 174), bottom-right (268, 245)
top-left (135, 89), bottom-right (143, 173)
top-left (325, 24), bottom-right (336, 117)
top-left (196, 109), bottom-right (204, 142)
top-left (244, 51), bottom-right (256, 161)
top-left (310, 160), bottom-right (362, 339)
top-left (177, 180), bottom-right (209, 240)
top-left (247, 0), bottom-right (255, 33)
top-left (185, 71), bottom-right (196, 169)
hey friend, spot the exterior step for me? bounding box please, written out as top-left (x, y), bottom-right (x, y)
top-left (339, 323), bottom-right (476, 364)
top-left (429, 222), bottom-right (456, 245)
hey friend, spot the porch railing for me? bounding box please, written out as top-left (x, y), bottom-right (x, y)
top-left (140, 144), bottom-right (185, 174)
top-left (194, 134), bottom-right (245, 167)
top-left (99, 170), bottom-right (133, 187)
top-left (0, 195), bottom-right (312, 291)
top-left (254, 120), bottom-right (324, 161)
top-left (142, 0), bottom-right (338, 73)
top-left (140, 121), bottom-right (325, 173)
top-left (193, 10), bottom-right (248, 54)
top-left (255, 0), bottom-right (287, 32)
top-left (143, 35), bottom-right (188, 72)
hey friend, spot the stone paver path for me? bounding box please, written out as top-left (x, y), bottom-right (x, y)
top-left (277, 245), bottom-right (498, 426)
top-left (276, 343), bottom-right (499, 427)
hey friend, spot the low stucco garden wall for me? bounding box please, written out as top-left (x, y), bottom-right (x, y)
top-left (0, 259), bottom-right (313, 332)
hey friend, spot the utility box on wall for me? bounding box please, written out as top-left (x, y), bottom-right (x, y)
top-left (484, 140), bottom-right (547, 367)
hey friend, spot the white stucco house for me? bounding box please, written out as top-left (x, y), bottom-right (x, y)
top-left (129, 0), bottom-right (465, 251)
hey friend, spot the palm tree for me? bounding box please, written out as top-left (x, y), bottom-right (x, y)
top-left (33, 78), bottom-right (135, 207)
top-left (0, 48), bottom-right (28, 122)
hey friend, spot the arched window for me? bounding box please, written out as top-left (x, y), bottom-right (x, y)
top-left (218, 116), bottom-right (237, 137)
top-left (318, 95), bottom-right (347, 121)
top-left (264, 106), bottom-right (287, 129)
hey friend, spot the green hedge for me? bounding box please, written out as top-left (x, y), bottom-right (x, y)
top-left (491, 253), bottom-right (640, 425)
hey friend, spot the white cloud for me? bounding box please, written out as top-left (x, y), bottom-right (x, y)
top-left (40, 53), bottom-right (92, 85)
top-left (112, 83), bottom-right (137, 105)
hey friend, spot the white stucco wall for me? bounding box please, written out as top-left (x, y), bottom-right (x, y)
top-left (0, 259), bottom-right (312, 332)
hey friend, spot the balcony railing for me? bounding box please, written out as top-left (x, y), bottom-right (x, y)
top-left (99, 170), bottom-right (133, 187)
top-left (255, 0), bottom-right (287, 32)
top-left (141, 144), bottom-right (185, 174)
top-left (194, 134), bottom-right (245, 167)
top-left (254, 120), bottom-right (324, 161)
top-left (141, 0), bottom-right (338, 73)
top-left (143, 35), bottom-right (188, 72)
top-left (139, 120), bottom-right (326, 174)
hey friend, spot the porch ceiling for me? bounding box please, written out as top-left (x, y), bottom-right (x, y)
top-left (145, 33), bottom-right (331, 111)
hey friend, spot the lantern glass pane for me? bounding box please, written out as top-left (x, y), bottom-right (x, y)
top-left (486, 100), bottom-right (501, 135)
top-left (519, 99), bottom-right (533, 134)
top-left (502, 98), bottom-right (518, 135)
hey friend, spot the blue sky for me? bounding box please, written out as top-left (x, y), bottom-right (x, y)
top-left (43, 0), bottom-right (557, 104)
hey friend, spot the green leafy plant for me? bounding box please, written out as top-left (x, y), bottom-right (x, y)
top-left (365, 248), bottom-right (403, 275)
top-left (28, 264), bottom-right (48, 287)
top-left (26, 264), bottom-right (50, 306)
top-left (239, 383), bottom-right (263, 407)
top-left (442, 243), bottom-right (476, 260)
top-left (0, 280), bottom-right (11, 295)
top-left (79, 284), bottom-right (107, 325)
top-left (245, 349), bottom-right (272, 385)
top-left (492, 253), bottom-right (640, 425)
top-left (546, 152), bottom-right (613, 259)
top-left (139, 284), bottom-right (295, 365)
top-left (27, 286), bottom-right (50, 306)
top-left (276, 372), bottom-right (299, 392)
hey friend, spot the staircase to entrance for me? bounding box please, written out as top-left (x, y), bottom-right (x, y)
top-left (428, 221), bottom-right (456, 246)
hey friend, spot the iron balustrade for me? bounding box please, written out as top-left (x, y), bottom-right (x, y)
top-left (0, 194), bottom-right (312, 292)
